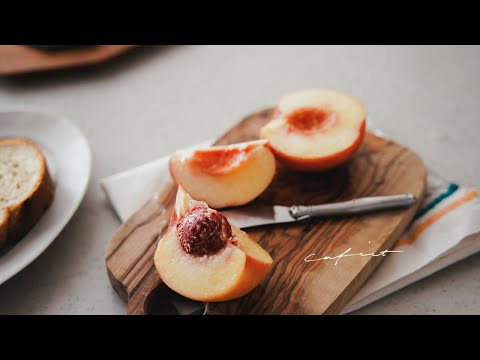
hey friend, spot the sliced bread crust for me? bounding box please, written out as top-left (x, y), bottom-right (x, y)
top-left (0, 209), bottom-right (8, 249)
top-left (0, 138), bottom-right (55, 248)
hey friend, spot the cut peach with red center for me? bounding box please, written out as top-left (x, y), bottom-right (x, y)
top-left (261, 89), bottom-right (367, 172)
top-left (169, 140), bottom-right (276, 209)
top-left (154, 187), bottom-right (273, 302)
top-left (287, 108), bottom-right (337, 134)
top-left (189, 147), bottom-right (252, 175)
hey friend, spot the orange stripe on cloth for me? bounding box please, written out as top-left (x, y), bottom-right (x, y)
top-left (395, 190), bottom-right (478, 248)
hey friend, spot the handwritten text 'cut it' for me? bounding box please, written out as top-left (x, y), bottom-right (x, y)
top-left (304, 247), bottom-right (404, 266)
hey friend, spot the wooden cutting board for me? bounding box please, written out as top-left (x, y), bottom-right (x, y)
top-left (106, 108), bottom-right (426, 315)
top-left (0, 45), bottom-right (137, 76)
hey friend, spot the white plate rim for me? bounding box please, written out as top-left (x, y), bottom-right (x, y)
top-left (0, 110), bottom-right (91, 285)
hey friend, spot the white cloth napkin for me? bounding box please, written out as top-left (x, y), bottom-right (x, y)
top-left (101, 137), bottom-right (480, 314)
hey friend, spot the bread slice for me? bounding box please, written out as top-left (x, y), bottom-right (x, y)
top-left (0, 138), bottom-right (55, 249)
top-left (0, 209), bottom-right (8, 249)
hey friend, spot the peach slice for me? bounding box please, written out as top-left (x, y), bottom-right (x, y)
top-left (261, 89), bottom-right (367, 172)
top-left (154, 186), bottom-right (273, 302)
top-left (169, 140), bottom-right (276, 209)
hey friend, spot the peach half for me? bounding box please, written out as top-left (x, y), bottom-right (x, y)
top-left (260, 89), bottom-right (367, 172)
top-left (154, 186), bottom-right (273, 302)
top-left (169, 140), bottom-right (276, 209)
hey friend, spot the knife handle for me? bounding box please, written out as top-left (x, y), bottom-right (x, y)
top-left (289, 194), bottom-right (417, 220)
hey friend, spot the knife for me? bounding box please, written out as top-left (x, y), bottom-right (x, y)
top-left (222, 194), bottom-right (417, 229)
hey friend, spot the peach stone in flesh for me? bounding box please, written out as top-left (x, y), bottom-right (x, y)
top-left (177, 207), bottom-right (234, 256)
top-left (154, 187), bottom-right (273, 302)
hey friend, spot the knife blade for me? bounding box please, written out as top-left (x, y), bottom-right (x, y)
top-left (222, 194), bottom-right (417, 229)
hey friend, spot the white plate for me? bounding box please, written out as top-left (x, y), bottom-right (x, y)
top-left (0, 111), bottom-right (91, 285)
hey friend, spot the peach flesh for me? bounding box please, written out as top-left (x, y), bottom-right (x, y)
top-left (190, 146), bottom-right (255, 175)
top-left (154, 187), bottom-right (273, 302)
top-left (169, 140), bottom-right (276, 209)
top-left (261, 89), bottom-right (366, 172)
top-left (286, 107), bottom-right (337, 134)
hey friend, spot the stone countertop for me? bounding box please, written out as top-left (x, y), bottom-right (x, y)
top-left (0, 45), bottom-right (479, 314)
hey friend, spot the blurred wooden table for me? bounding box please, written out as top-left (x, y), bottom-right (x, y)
top-left (0, 45), bottom-right (137, 76)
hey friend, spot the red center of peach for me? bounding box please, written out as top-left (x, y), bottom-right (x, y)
top-left (286, 107), bottom-right (337, 134)
top-left (177, 208), bottom-right (233, 256)
top-left (190, 146), bottom-right (254, 175)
